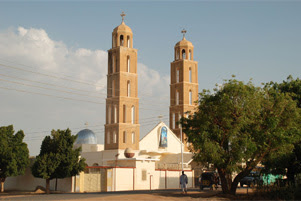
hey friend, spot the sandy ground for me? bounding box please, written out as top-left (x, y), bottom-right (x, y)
top-left (0, 188), bottom-right (255, 201)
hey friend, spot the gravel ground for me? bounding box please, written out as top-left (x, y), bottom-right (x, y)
top-left (0, 188), bottom-right (255, 201)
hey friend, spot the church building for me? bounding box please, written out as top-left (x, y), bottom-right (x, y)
top-left (5, 13), bottom-right (200, 193)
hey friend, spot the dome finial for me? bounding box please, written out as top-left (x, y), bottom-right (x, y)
top-left (181, 29), bottom-right (187, 40)
top-left (121, 11), bottom-right (126, 23)
top-left (85, 122), bottom-right (88, 128)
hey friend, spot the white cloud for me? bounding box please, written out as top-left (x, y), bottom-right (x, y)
top-left (0, 26), bottom-right (170, 155)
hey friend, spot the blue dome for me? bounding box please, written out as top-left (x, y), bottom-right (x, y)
top-left (75, 129), bottom-right (97, 144)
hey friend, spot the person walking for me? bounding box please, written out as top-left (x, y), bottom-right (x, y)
top-left (180, 171), bottom-right (188, 194)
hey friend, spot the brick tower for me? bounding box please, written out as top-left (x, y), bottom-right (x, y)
top-left (105, 12), bottom-right (139, 150)
top-left (169, 29), bottom-right (198, 148)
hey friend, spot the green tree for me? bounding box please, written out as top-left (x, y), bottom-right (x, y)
top-left (31, 128), bottom-right (86, 194)
top-left (0, 125), bottom-right (29, 193)
top-left (263, 76), bottom-right (301, 183)
top-left (181, 78), bottom-right (301, 195)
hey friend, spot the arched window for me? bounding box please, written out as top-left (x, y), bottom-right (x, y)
top-left (132, 132), bottom-right (135, 144)
top-left (189, 68), bottom-right (192, 83)
top-left (172, 113), bottom-right (175, 129)
top-left (114, 105), bottom-right (117, 123)
top-left (127, 81), bottom-right (131, 97)
top-left (107, 132), bottom-right (110, 144)
top-left (113, 131), bottom-right (117, 143)
top-left (127, 36), bottom-right (130, 48)
top-left (123, 131), bottom-right (127, 143)
top-left (182, 49), bottom-right (186, 59)
top-left (176, 90), bottom-right (179, 105)
top-left (108, 106), bottom-right (111, 124)
top-left (131, 106), bottom-right (135, 124)
top-left (127, 56), bottom-right (130, 72)
top-left (120, 35), bottom-right (124, 46)
top-left (189, 50), bottom-right (192, 60)
top-left (189, 90), bottom-right (192, 105)
top-left (123, 104), bottom-right (126, 123)
top-left (176, 69), bottom-right (179, 83)
top-left (176, 50), bottom-right (179, 60)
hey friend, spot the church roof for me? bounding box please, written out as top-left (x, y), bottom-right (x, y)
top-left (175, 37), bottom-right (193, 48)
top-left (113, 22), bottom-right (132, 34)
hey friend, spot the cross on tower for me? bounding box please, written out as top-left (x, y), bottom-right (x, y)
top-left (121, 11), bottom-right (126, 23)
top-left (181, 29), bottom-right (187, 39)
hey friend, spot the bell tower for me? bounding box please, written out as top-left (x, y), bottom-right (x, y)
top-left (169, 29), bottom-right (198, 147)
top-left (105, 12), bottom-right (140, 150)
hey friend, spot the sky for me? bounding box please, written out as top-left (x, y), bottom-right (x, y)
top-left (0, 1), bottom-right (300, 156)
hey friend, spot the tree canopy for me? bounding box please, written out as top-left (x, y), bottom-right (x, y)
top-left (181, 78), bottom-right (301, 194)
top-left (31, 128), bottom-right (86, 193)
top-left (262, 76), bottom-right (301, 182)
top-left (0, 125), bottom-right (29, 192)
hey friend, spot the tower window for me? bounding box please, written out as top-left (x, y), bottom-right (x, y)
top-left (108, 106), bottom-right (111, 124)
top-left (112, 36), bottom-right (116, 48)
top-left (189, 90), bottom-right (192, 105)
top-left (176, 90), bottom-right (179, 105)
top-left (123, 131), bottom-right (127, 143)
top-left (113, 131), bottom-right (117, 144)
top-left (127, 81), bottom-right (131, 97)
top-left (189, 50), bottom-right (192, 60)
top-left (132, 132), bottom-right (135, 144)
top-left (172, 113), bottom-right (175, 129)
top-left (107, 132), bottom-right (110, 144)
top-left (123, 104), bottom-right (126, 123)
top-left (114, 105), bottom-right (117, 123)
top-left (176, 50), bottom-right (179, 60)
top-left (127, 56), bottom-right (130, 72)
top-left (112, 55), bottom-right (115, 73)
top-left (120, 35), bottom-right (124, 46)
top-left (182, 49), bottom-right (186, 59)
top-left (189, 68), bottom-right (192, 83)
top-left (127, 36), bottom-right (130, 48)
top-left (112, 80), bottom-right (115, 97)
top-left (178, 113), bottom-right (182, 128)
top-left (131, 106), bottom-right (135, 124)
top-left (176, 69), bottom-right (179, 83)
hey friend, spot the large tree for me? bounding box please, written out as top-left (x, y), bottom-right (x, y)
top-left (31, 128), bottom-right (86, 194)
top-left (181, 78), bottom-right (301, 195)
top-left (262, 76), bottom-right (301, 183)
top-left (0, 125), bottom-right (29, 193)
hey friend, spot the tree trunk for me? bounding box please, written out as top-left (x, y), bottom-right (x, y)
top-left (218, 168), bottom-right (230, 194)
top-left (0, 178), bottom-right (5, 193)
top-left (230, 168), bottom-right (253, 195)
top-left (46, 179), bottom-right (50, 194)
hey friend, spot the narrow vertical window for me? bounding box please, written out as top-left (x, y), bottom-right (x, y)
top-left (176, 69), bottom-right (179, 83)
top-left (112, 55), bottom-right (115, 73)
top-left (178, 113), bottom-right (182, 128)
top-left (131, 106), bottom-right (135, 124)
top-left (189, 50), bottom-right (192, 60)
top-left (127, 81), bottom-right (131, 97)
top-left (112, 80), bottom-right (115, 97)
top-left (107, 132), bottom-right (110, 144)
top-left (123, 105), bottom-right (126, 123)
top-left (127, 56), bottom-right (130, 72)
top-left (176, 50), bottom-right (179, 60)
top-left (189, 90), bottom-right (192, 105)
top-left (127, 36), bottom-right (130, 48)
top-left (172, 113), bottom-right (175, 129)
top-left (114, 105), bottom-right (117, 123)
top-left (108, 106), bottom-right (111, 124)
top-left (176, 90), bottom-right (179, 105)
top-left (132, 132), bottom-right (135, 144)
top-left (189, 68), bottom-right (192, 83)
top-left (182, 49), bottom-right (186, 59)
top-left (113, 131), bottom-right (117, 143)
top-left (123, 131), bottom-right (127, 143)
top-left (120, 35), bottom-right (124, 46)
